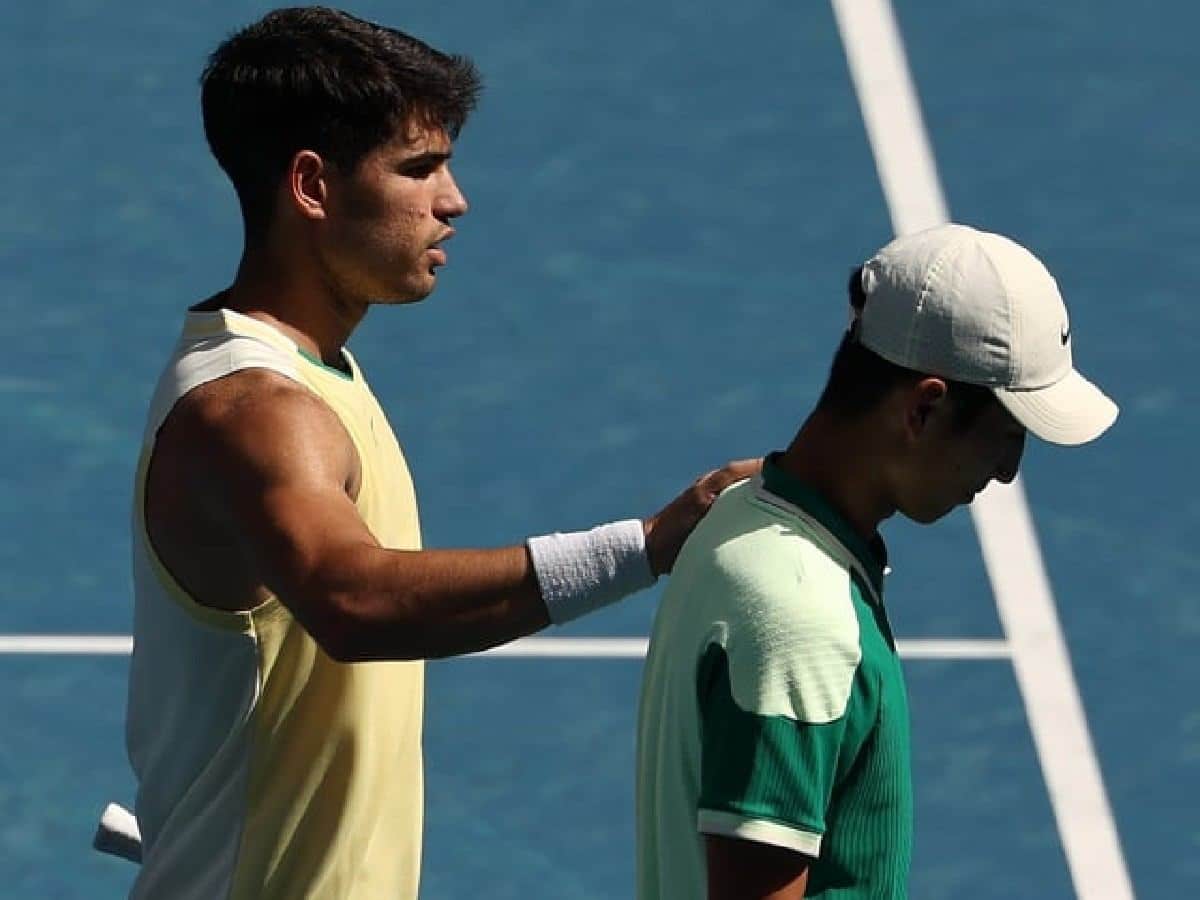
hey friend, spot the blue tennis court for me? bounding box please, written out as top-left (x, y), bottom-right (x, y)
top-left (1, 1), bottom-right (1196, 897)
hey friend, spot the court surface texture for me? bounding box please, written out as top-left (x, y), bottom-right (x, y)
top-left (1, 1), bottom-right (1195, 897)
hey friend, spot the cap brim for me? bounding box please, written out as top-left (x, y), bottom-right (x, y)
top-left (994, 369), bottom-right (1119, 446)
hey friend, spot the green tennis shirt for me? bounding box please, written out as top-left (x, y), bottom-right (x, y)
top-left (635, 457), bottom-right (912, 898)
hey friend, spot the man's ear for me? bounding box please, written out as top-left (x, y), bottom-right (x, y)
top-left (904, 376), bottom-right (949, 439)
top-left (288, 150), bottom-right (330, 222)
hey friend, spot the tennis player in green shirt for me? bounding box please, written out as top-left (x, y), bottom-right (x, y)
top-left (635, 223), bottom-right (1118, 899)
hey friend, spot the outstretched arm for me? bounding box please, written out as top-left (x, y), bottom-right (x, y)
top-left (147, 371), bottom-right (759, 661)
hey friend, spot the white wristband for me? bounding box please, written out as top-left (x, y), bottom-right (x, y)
top-left (527, 519), bottom-right (657, 625)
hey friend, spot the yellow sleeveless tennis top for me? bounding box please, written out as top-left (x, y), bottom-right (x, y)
top-left (126, 309), bottom-right (425, 899)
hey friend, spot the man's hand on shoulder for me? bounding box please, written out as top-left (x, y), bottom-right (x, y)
top-left (643, 458), bottom-right (762, 576)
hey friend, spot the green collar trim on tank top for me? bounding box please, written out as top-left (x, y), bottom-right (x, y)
top-left (761, 452), bottom-right (887, 597)
top-left (297, 346), bottom-right (354, 382)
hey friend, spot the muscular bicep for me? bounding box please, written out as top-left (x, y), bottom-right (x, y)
top-left (705, 834), bottom-right (809, 899)
top-left (205, 386), bottom-right (376, 573)
top-left (150, 371), bottom-right (374, 619)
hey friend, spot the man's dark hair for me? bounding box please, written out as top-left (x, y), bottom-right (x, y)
top-left (816, 266), bottom-right (998, 431)
top-left (201, 6), bottom-right (482, 237)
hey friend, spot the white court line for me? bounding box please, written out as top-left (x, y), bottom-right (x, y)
top-left (830, 2), bottom-right (1134, 898)
top-left (479, 637), bottom-right (1011, 660)
top-left (478, 637), bottom-right (651, 658)
top-left (0, 635), bottom-right (133, 654)
top-left (0, 634), bottom-right (1008, 660)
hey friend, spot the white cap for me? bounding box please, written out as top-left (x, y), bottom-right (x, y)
top-left (857, 223), bottom-right (1118, 445)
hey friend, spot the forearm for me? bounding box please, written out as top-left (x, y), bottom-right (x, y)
top-left (291, 517), bottom-right (655, 660)
top-left (300, 543), bottom-right (550, 662)
top-left (243, 453), bottom-right (759, 662)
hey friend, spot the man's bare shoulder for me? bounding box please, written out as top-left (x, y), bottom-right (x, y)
top-left (156, 367), bottom-right (357, 488)
top-left (175, 366), bottom-right (312, 419)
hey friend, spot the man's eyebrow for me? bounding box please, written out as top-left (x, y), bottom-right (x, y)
top-left (398, 149), bottom-right (452, 167)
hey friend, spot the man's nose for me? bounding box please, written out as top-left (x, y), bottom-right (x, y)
top-left (435, 167), bottom-right (468, 220)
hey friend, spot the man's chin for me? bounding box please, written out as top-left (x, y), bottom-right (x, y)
top-left (368, 279), bottom-right (437, 306)
top-left (901, 502), bottom-right (958, 526)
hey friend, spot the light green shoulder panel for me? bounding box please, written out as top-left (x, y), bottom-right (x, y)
top-left (665, 480), bottom-right (863, 725)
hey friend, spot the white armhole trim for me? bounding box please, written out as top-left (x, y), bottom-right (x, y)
top-left (143, 334), bottom-right (302, 443)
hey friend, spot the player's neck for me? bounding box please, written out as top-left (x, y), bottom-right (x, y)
top-left (219, 243), bottom-right (367, 366)
top-left (777, 411), bottom-right (896, 541)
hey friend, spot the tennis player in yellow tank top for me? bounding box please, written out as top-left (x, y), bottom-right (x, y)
top-left (120, 8), bottom-right (757, 899)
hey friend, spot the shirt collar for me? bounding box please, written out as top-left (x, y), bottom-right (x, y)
top-left (761, 452), bottom-right (887, 596)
